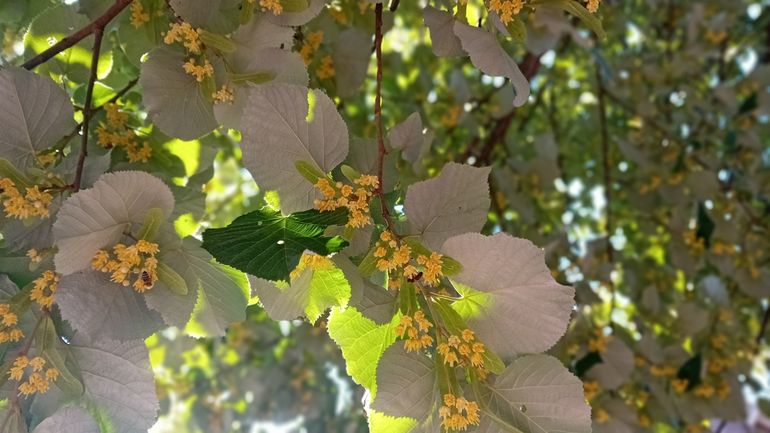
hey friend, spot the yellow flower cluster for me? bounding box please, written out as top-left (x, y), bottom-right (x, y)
top-left (316, 55), bottom-right (335, 80)
top-left (0, 178), bottom-right (53, 219)
top-left (212, 83), bottom-right (234, 104)
top-left (290, 253), bottom-right (334, 280)
top-left (649, 364), bottom-right (677, 377)
top-left (707, 355), bottom-right (736, 374)
top-left (95, 103), bottom-right (152, 163)
top-left (164, 22), bottom-right (202, 54)
top-left (314, 175), bottom-right (379, 228)
top-left (300, 31), bottom-right (324, 65)
top-left (130, 0), bottom-right (150, 28)
top-left (671, 378), bottom-right (688, 394)
top-left (328, 7), bottom-right (347, 25)
top-left (594, 408), bottom-right (610, 424)
top-left (438, 394), bottom-right (480, 431)
top-left (372, 231), bottom-right (446, 288)
top-left (8, 356), bottom-right (60, 396)
top-left (683, 230), bottom-right (705, 254)
top-left (395, 311), bottom-right (433, 352)
top-left (30, 270), bottom-right (58, 308)
top-left (488, 0), bottom-right (525, 26)
top-left (416, 252), bottom-right (443, 285)
top-left (0, 304), bottom-right (23, 343)
top-left (260, 0), bottom-right (283, 15)
top-left (586, 0), bottom-right (601, 13)
top-left (183, 58), bottom-right (214, 82)
top-left (91, 240), bottom-right (160, 292)
top-left (587, 330), bottom-right (608, 353)
top-left (440, 105), bottom-right (461, 128)
top-left (437, 329), bottom-right (487, 377)
top-left (583, 380), bottom-right (600, 401)
top-left (374, 230), bottom-right (411, 272)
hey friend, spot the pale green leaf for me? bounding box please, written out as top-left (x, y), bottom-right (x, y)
top-left (249, 259), bottom-right (351, 322)
top-left (140, 47), bottom-right (218, 140)
top-left (478, 355), bottom-right (591, 433)
top-left (240, 83), bottom-right (349, 213)
top-left (70, 336), bottom-right (159, 433)
top-left (453, 22), bottom-right (530, 107)
top-left (442, 233), bottom-right (574, 359)
top-left (372, 345), bottom-right (438, 421)
top-left (333, 28), bottom-right (371, 99)
top-left (0, 66), bottom-right (74, 168)
top-left (327, 307), bottom-right (398, 396)
top-left (404, 163), bottom-right (490, 250)
top-left (31, 407), bottom-right (99, 433)
top-left (53, 171), bottom-right (174, 275)
top-left (57, 271), bottom-right (165, 341)
top-left (585, 338), bottom-right (635, 390)
top-left (422, 7), bottom-right (464, 57)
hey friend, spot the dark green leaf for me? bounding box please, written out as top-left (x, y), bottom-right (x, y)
top-left (202, 208), bottom-right (349, 281)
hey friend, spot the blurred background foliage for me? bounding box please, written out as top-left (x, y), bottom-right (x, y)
top-left (2, 0), bottom-right (770, 432)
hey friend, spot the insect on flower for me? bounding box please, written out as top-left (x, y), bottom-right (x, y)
top-left (141, 270), bottom-right (153, 288)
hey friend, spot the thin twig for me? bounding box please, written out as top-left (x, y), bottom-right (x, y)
top-left (22, 0), bottom-right (132, 70)
top-left (595, 69), bottom-right (613, 262)
top-left (373, 2), bottom-right (394, 228)
top-left (73, 28), bottom-right (105, 191)
top-left (389, 0), bottom-right (400, 12)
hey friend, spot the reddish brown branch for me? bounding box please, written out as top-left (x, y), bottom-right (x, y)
top-left (373, 2), bottom-right (394, 227)
top-left (22, 0), bottom-right (133, 70)
top-left (73, 28), bottom-right (105, 191)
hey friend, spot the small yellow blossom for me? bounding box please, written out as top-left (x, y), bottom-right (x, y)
top-left (92, 241), bottom-right (160, 292)
top-left (588, 330), bottom-right (608, 353)
top-left (488, 0), bottom-right (524, 26)
top-left (0, 303), bottom-right (24, 343)
top-left (586, 0), bottom-right (601, 13)
top-left (130, 0), bottom-right (151, 28)
top-left (440, 105), bottom-right (461, 128)
top-left (416, 252), bottom-right (443, 285)
top-left (96, 103), bottom-right (152, 163)
top-left (0, 179), bottom-right (53, 219)
top-left (437, 330), bottom-right (487, 377)
top-left (164, 22), bottom-right (202, 54)
top-left (213, 83), bottom-right (235, 104)
top-left (395, 311), bottom-right (434, 352)
top-left (583, 380), bottom-right (600, 401)
top-left (26, 249), bottom-right (42, 264)
top-left (439, 394), bottom-right (480, 431)
top-left (316, 55), bottom-right (335, 80)
top-left (260, 0), bottom-right (283, 15)
top-left (638, 413), bottom-right (651, 427)
top-left (594, 408), bottom-right (610, 424)
top-left (300, 31), bottom-right (324, 65)
top-left (183, 58), bottom-right (214, 82)
top-left (313, 175), bottom-right (378, 228)
top-left (710, 334), bottom-right (727, 350)
top-left (693, 384), bottom-right (715, 399)
top-left (328, 7), bottom-right (347, 24)
top-left (650, 364), bottom-right (677, 377)
top-left (290, 253), bottom-right (334, 280)
top-left (8, 356), bottom-right (60, 397)
top-left (30, 270), bottom-right (58, 308)
top-left (671, 378), bottom-right (689, 394)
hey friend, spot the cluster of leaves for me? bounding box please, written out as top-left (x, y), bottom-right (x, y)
top-left (1, 0), bottom-right (769, 433)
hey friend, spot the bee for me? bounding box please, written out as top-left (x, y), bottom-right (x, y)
top-left (406, 271), bottom-right (423, 283)
top-left (140, 270), bottom-right (153, 287)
